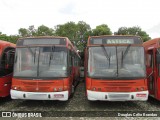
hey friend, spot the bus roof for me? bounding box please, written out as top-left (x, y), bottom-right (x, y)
top-left (17, 36), bottom-right (70, 46)
top-left (0, 40), bottom-right (15, 48)
top-left (18, 36), bottom-right (68, 40)
top-left (89, 35), bottom-right (141, 38)
top-left (143, 38), bottom-right (160, 48)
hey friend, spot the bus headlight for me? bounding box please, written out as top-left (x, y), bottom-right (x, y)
top-left (53, 88), bottom-right (57, 92)
top-left (92, 87), bottom-right (96, 91)
top-left (12, 86), bottom-right (21, 90)
top-left (140, 87), bottom-right (144, 91)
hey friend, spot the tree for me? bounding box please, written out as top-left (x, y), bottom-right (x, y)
top-left (37, 25), bottom-right (55, 36)
top-left (28, 25), bottom-right (37, 36)
top-left (76, 21), bottom-right (91, 51)
top-left (55, 21), bottom-right (92, 51)
top-left (0, 33), bottom-right (19, 44)
top-left (92, 24), bottom-right (112, 36)
top-left (55, 21), bottom-right (78, 41)
top-left (115, 26), bottom-right (151, 42)
top-left (18, 28), bottom-right (29, 37)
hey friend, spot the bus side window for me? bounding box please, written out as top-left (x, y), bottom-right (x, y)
top-left (158, 64), bottom-right (160, 76)
top-left (6, 49), bottom-right (15, 69)
top-left (0, 47), bottom-right (15, 76)
top-left (147, 53), bottom-right (152, 68)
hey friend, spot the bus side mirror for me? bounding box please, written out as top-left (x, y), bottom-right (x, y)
top-left (156, 54), bottom-right (160, 64)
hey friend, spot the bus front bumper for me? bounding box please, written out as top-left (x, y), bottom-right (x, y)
top-left (87, 90), bottom-right (148, 101)
top-left (11, 90), bottom-right (69, 101)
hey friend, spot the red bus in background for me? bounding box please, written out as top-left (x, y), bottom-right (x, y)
top-left (11, 36), bottom-right (80, 101)
top-left (85, 35), bottom-right (148, 101)
top-left (0, 40), bottom-right (15, 97)
top-left (143, 38), bottom-right (160, 101)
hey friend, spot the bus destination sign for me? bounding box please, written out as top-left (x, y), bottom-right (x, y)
top-left (107, 39), bottom-right (134, 44)
top-left (90, 36), bottom-right (142, 45)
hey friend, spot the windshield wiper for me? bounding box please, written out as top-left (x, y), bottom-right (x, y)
top-left (33, 48), bottom-right (36, 64)
top-left (101, 45), bottom-right (110, 68)
top-left (121, 44), bottom-right (131, 68)
top-left (49, 46), bottom-right (55, 67)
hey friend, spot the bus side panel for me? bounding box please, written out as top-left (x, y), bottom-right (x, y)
top-left (157, 77), bottom-right (160, 100)
top-left (0, 75), bottom-right (12, 97)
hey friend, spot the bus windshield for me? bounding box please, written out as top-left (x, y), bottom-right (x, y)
top-left (88, 46), bottom-right (146, 79)
top-left (14, 46), bottom-right (67, 78)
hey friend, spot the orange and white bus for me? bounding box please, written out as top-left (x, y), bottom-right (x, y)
top-left (143, 38), bottom-right (160, 101)
top-left (85, 35), bottom-right (148, 101)
top-left (0, 40), bottom-right (15, 97)
top-left (11, 36), bottom-right (80, 101)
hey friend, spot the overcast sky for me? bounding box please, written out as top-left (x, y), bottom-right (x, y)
top-left (0, 0), bottom-right (160, 38)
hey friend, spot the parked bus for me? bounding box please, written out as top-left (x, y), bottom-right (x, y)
top-left (11, 36), bottom-right (80, 101)
top-left (0, 40), bottom-right (15, 97)
top-left (143, 38), bottom-right (160, 101)
top-left (85, 35), bottom-right (148, 101)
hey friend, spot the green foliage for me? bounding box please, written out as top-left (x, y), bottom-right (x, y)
top-left (92, 24), bottom-right (112, 36)
top-left (55, 21), bottom-right (91, 51)
top-left (37, 25), bottom-right (55, 36)
top-left (19, 28), bottom-right (29, 37)
top-left (55, 21), bottom-right (78, 41)
top-left (18, 25), bottom-right (55, 37)
top-left (0, 33), bottom-right (19, 44)
top-left (115, 26), bottom-right (151, 42)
